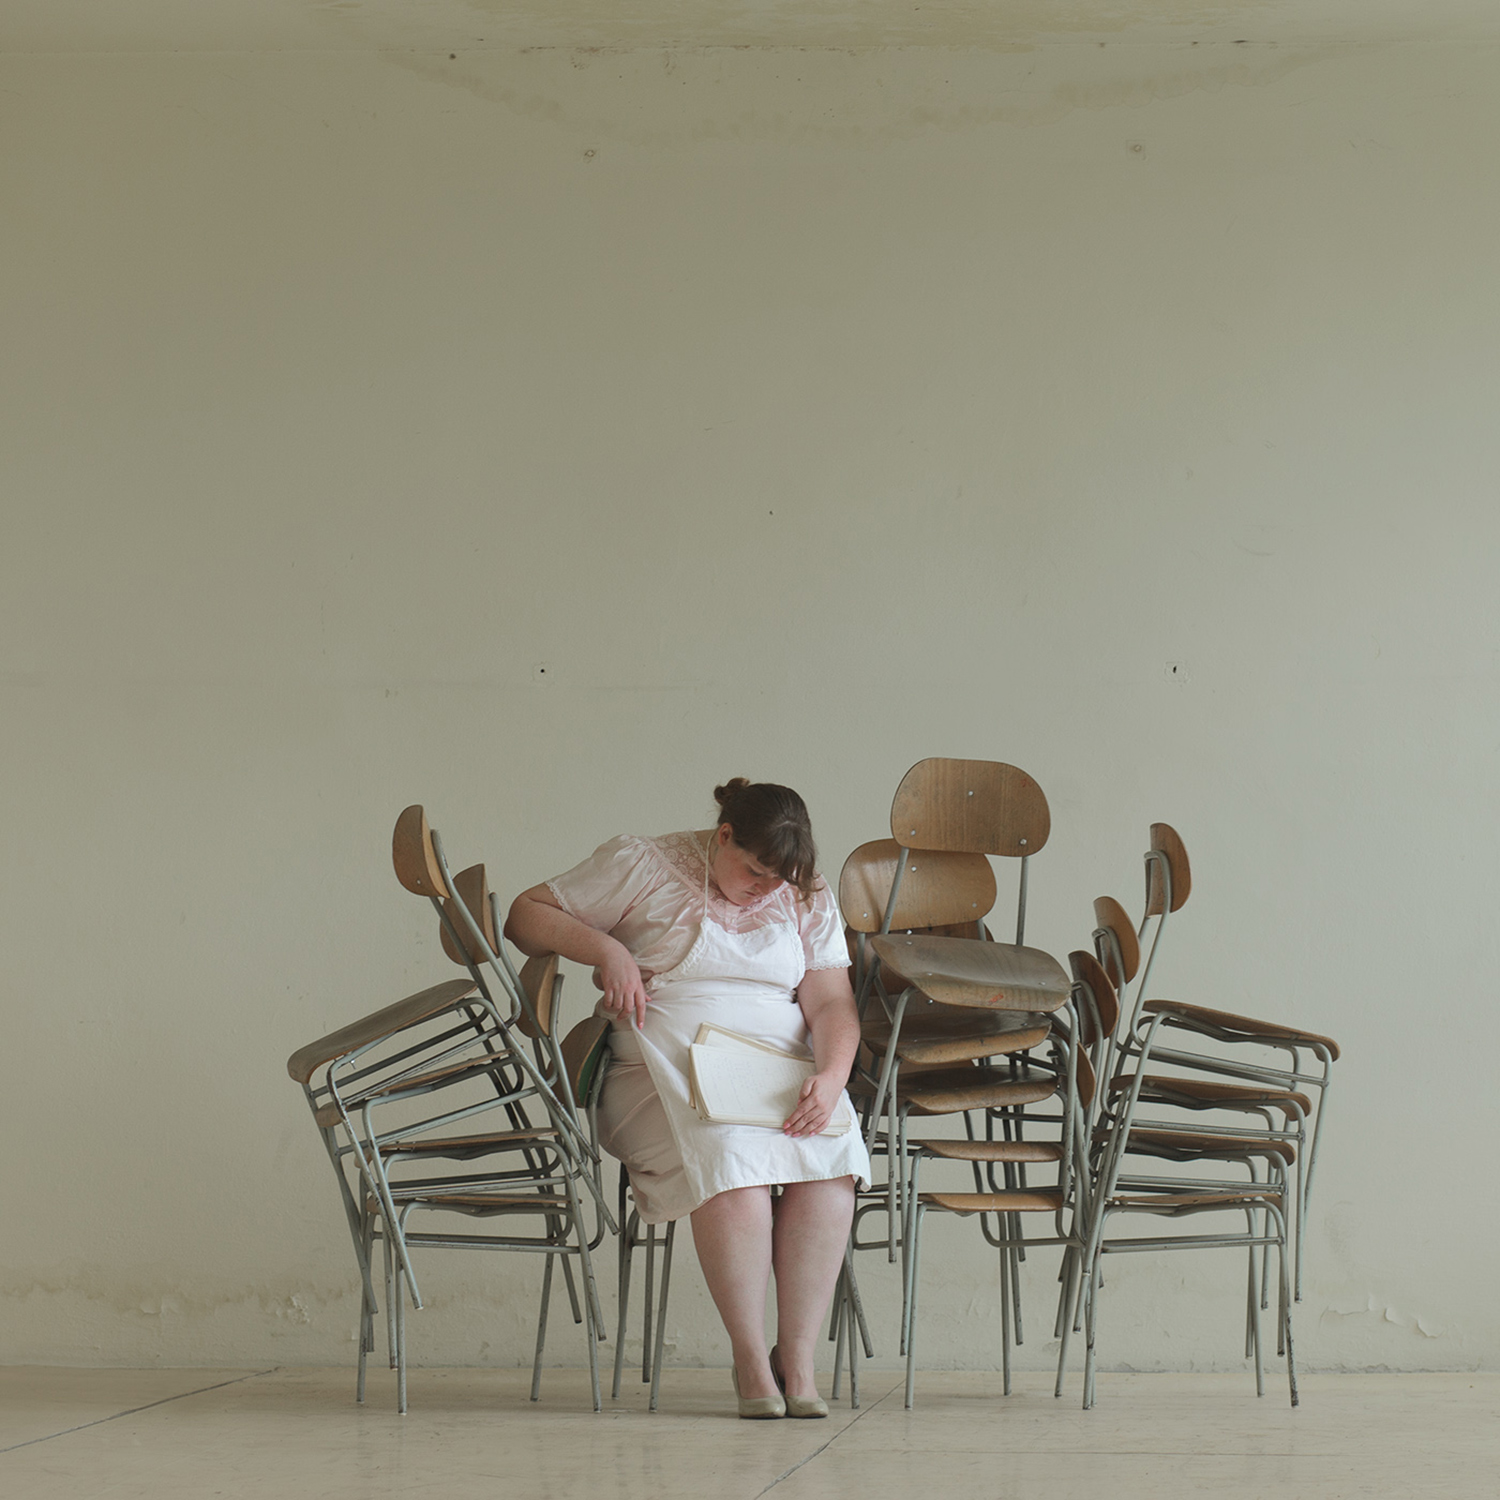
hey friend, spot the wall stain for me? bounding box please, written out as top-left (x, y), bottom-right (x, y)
top-left (380, 42), bottom-right (1349, 146)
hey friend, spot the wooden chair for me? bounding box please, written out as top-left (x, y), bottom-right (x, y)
top-left (290, 806), bottom-right (614, 1411)
top-left (1080, 1008), bottom-right (1299, 1409)
top-left (555, 1011), bottom-right (681, 1416)
top-left (900, 1000), bottom-right (1092, 1407)
top-left (1096, 824), bottom-right (1340, 1298)
top-left (288, 975), bottom-right (606, 1412)
top-left (839, 762), bottom-right (1073, 1392)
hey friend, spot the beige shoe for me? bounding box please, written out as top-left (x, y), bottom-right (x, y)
top-left (770, 1345), bottom-right (829, 1419)
top-left (732, 1366), bottom-right (786, 1420)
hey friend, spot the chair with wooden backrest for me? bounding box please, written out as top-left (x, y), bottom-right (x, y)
top-left (840, 762), bottom-right (1073, 1398)
top-left (900, 990), bottom-right (1092, 1408)
top-left (854, 763), bottom-right (1072, 1234)
top-left (1080, 1006), bottom-right (1299, 1410)
top-left (1096, 823), bottom-right (1340, 1299)
top-left (861, 759), bottom-right (1071, 1130)
top-left (555, 1011), bottom-right (680, 1415)
top-left (338, 806), bottom-right (613, 1409)
top-left (288, 972), bottom-right (602, 1412)
top-left (838, 838), bottom-right (1058, 1338)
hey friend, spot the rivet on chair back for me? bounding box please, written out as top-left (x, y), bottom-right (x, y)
top-left (392, 805), bottom-right (446, 898)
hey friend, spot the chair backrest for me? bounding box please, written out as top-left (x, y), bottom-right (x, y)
top-left (440, 864), bottom-right (497, 967)
top-left (1145, 822), bottom-right (1191, 917)
top-left (392, 805), bottom-right (446, 898)
top-left (517, 953), bottom-right (560, 1041)
top-left (286, 978), bottom-right (483, 1086)
top-left (888, 758), bottom-right (1050, 944)
top-left (1068, 949), bottom-right (1119, 1054)
top-left (561, 1014), bottom-right (611, 1110)
top-left (1092, 896), bottom-right (1139, 996)
top-left (838, 838), bottom-right (996, 934)
top-left (889, 758), bottom-right (1050, 857)
top-left (1130, 822), bottom-right (1191, 1037)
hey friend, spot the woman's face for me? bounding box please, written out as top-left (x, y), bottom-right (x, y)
top-left (711, 823), bottom-right (786, 905)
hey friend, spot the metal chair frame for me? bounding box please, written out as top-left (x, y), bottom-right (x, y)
top-left (900, 1004), bottom-right (1091, 1407)
top-left (1097, 829), bottom-right (1336, 1299)
top-left (1080, 1010), bottom-right (1299, 1409)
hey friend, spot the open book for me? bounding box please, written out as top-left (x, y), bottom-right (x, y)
top-left (688, 1024), bottom-right (855, 1137)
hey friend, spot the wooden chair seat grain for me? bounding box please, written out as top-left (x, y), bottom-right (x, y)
top-left (1111, 1073), bottom-right (1313, 1115)
top-left (377, 1128), bottom-right (557, 1159)
top-left (852, 1066), bottom-right (1059, 1117)
top-left (287, 979), bottom-right (481, 1085)
top-left (1107, 1190), bottom-right (1284, 1211)
top-left (313, 1051), bottom-right (513, 1129)
top-left (920, 1188), bottom-right (1065, 1216)
top-left (372, 1192), bottom-right (569, 1215)
top-left (1123, 1128), bottom-right (1297, 1166)
top-left (869, 933), bottom-right (1070, 1012)
top-left (862, 1011), bottom-right (1050, 1067)
top-left (1143, 1000), bottom-right (1341, 1060)
top-left (910, 1137), bottom-right (1063, 1165)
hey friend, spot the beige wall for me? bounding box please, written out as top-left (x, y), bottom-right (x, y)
top-left (3, 39), bottom-right (1496, 1372)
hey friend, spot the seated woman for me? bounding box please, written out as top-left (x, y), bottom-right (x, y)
top-left (505, 779), bottom-right (870, 1419)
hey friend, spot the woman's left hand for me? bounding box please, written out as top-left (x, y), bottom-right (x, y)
top-left (783, 1069), bottom-right (843, 1138)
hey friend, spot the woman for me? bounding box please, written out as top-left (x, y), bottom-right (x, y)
top-left (505, 779), bottom-right (869, 1419)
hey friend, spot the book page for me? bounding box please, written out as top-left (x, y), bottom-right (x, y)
top-left (689, 1043), bottom-right (854, 1136)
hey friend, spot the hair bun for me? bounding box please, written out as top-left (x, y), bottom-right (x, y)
top-left (713, 777), bottom-right (751, 810)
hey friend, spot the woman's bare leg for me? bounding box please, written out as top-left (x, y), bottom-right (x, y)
top-left (690, 1186), bottom-right (778, 1399)
top-left (771, 1176), bottom-right (855, 1400)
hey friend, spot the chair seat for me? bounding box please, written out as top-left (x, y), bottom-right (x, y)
top-left (1124, 1128), bottom-right (1297, 1165)
top-left (868, 934), bottom-right (1070, 1012)
top-left (1107, 1189), bottom-right (1284, 1211)
top-left (853, 1065), bottom-right (1058, 1116)
top-left (315, 1052), bottom-right (517, 1127)
top-left (863, 1009), bottom-right (1050, 1067)
top-left (378, 1190), bottom-right (574, 1215)
top-left (920, 1188), bottom-right (1065, 1215)
top-left (378, 1128), bottom-right (557, 1159)
top-left (911, 1137), bottom-right (1063, 1164)
top-left (287, 979), bottom-right (482, 1084)
top-left (1143, 1001), bottom-right (1341, 1060)
top-left (1110, 1073), bottom-right (1312, 1114)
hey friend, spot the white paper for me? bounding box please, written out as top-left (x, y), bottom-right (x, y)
top-left (689, 1035), bottom-right (854, 1136)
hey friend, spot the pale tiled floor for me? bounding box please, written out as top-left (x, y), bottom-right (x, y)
top-left (2, 1367), bottom-right (1496, 1500)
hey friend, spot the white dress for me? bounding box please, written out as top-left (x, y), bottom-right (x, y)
top-left (547, 832), bottom-right (872, 1224)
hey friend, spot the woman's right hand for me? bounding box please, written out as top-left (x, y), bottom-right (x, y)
top-left (597, 941), bottom-right (651, 1028)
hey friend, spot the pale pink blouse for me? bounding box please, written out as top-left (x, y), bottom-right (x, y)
top-left (546, 831), bottom-right (850, 990)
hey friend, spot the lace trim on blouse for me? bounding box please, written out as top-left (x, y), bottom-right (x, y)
top-left (647, 830), bottom-right (789, 934)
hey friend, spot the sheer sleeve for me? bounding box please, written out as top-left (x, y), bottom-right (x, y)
top-left (546, 835), bottom-right (658, 933)
top-left (799, 878), bottom-right (851, 971)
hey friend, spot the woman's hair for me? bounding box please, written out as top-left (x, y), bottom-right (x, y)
top-left (712, 779), bottom-right (819, 904)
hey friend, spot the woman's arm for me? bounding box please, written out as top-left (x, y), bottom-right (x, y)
top-left (504, 885), bottom-right (651, 1027)
top-left (784, 966), bottom-right (861, 1138)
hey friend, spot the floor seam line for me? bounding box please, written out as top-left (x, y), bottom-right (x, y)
top-left (0, 1367), bottom-right (279, 1454)
top-left (754, 1382), bottom-right (901, 1497)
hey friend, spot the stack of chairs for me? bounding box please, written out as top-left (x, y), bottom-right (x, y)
top-left (287, 785), bottom-right (1340, 1419)
top-left (1076, 823), bottom-right (1341, 1408)
top-left (287, 806), bottom-right (612, 1413)
top-left (840, 759), bottom-right (1075, 1407)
